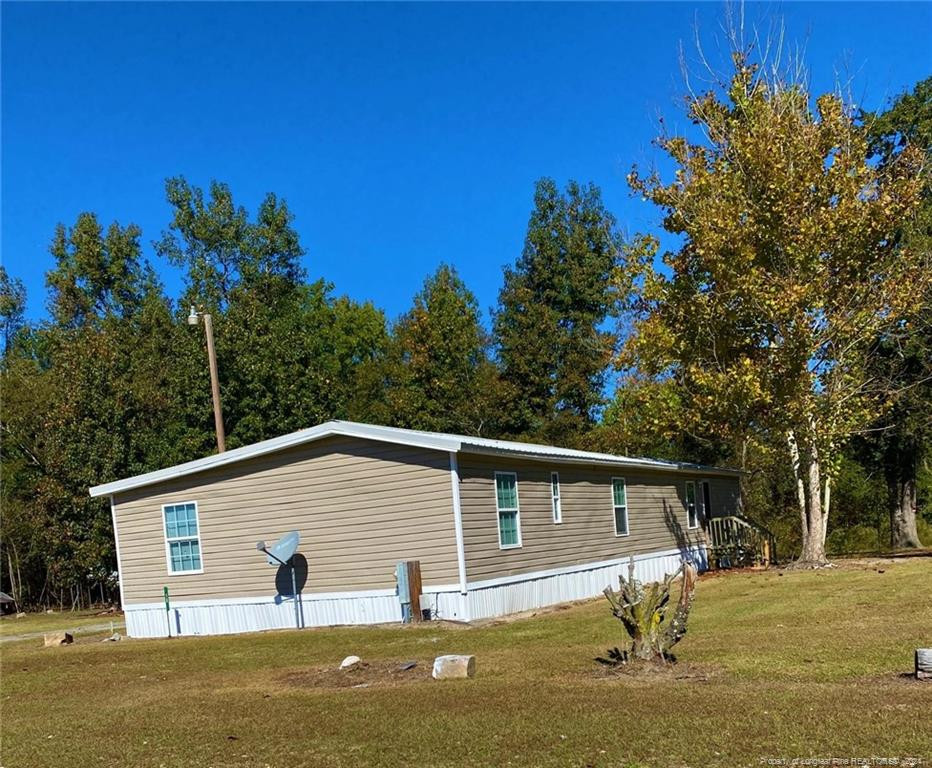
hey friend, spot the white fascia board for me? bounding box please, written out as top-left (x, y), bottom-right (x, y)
top-left (89, 421), bottom-right (461, 498)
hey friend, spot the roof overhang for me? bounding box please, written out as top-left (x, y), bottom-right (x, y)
top-left (456, 444), bottom-right (742, 477)
top-left (89, 422), bottom-right (461, 498)
top-left (89, 420), bottom-right (741, 499)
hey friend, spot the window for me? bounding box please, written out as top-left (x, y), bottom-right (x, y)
top-left (163, 502), bottom-right (202, 574)
top-left (612, 478), bottom-right (629, 536)
top-left (685, 481), bottom-right (698, 529)
top-left (550, 472), bottom-right (562, 524)
top-left (494, 472), bottom-right (522, 549)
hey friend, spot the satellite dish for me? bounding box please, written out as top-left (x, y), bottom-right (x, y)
top-left (265, 531), bottom-right (300, 567)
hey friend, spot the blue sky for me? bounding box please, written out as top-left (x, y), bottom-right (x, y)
top-left (3, 2), bottom-right (930, 325)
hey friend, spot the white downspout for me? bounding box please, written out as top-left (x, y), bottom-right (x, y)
top-left (448, 452), bottom-right (468, 602)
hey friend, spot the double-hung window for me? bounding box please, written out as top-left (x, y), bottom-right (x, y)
top-left (685, 481), bottom-right (699, 529)
top-left (163, 502), bottom-right (202, 574)
top-left (495, 472), bottom-right (522, 549)
top-left (550, 472), bottom-right (562, 524)
top-left (612, 478), bottom-right (629, 536)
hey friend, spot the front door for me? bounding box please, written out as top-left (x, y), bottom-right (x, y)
top-left (699, 480), bottom-right (712, 528)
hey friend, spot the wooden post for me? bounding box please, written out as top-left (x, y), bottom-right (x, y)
top-left (405, 560), bottom-right (423, 622)
top-left (202, 313), bottom-right (226, 453)
top-left (917, 648), bottom-right (932, 680)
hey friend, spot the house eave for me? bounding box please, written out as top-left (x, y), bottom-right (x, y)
top-left (89, 419), bottom-right (742, 499)
top-left (89, 422), bottom-right (461, 498)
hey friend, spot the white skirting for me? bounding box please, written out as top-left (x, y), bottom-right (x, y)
top-left (124, 588), bottom-right (468, 638)
top-left (464, 546), bottom-right (705, 622)
top-left (123, 546), bottom-right (704, 638)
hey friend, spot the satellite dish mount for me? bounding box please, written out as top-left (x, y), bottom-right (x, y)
top-left (256, 531), bottom-right (302, 629)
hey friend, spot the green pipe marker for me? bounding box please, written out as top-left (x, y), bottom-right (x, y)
top-left (163, 586), bottom-right (171, 638)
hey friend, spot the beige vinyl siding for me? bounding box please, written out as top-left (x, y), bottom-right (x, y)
top-left (458, 453), bottom-right (740, 581)
top-left (113, 437), bottom-right (457, 604)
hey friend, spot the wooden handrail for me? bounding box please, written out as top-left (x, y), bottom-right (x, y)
top-left (707, 515), bottom-right (776, 567)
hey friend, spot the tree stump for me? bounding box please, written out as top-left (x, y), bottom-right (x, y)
top-left (916, 649), bottom-right (932, 680)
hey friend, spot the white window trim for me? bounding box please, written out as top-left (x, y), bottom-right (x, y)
top-left (162, 501), bottom-right (204, 575)
top-left (611, 476), bottom-right (630, 537)
top-left (685, 480), bottom-right (699, 530)
top-left (550, 471), bottom-right (562, 524)
top-left (494, 471), bottom-right (523, 550)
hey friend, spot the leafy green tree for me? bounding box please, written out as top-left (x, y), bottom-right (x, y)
top-left (159, 177), bottom-right (387, 448)
top-left (46, 213), bottom-right (156, 328)
top-left (592, 376), bottom-right (723, 464)
top-left (860, 76), bottom-right (932, 548)
top-left (494, 179), bottom-right (621, 446)
top-left (1, 179), bottom-right (391, 608)
top-left (156, 177), bottom-right (303, 312)
top-left (221, 280), bottom-right (388, 445)
top-left (373, 264), bottom-right (494, 434)
top-left (0, 266), bottom-right (27, 353)
top-left (2, 215), bottom-right (180, 607)
top-left (622, 53), bottom-right (926, 565)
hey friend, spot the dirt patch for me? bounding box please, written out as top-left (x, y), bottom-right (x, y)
top-left (861, 671), bottom-right (932, 686)
top-left (470, 597), bottom-right (601, 627)
top-left (697, 565), bottom-right (771, 579)
top-left (589, 660), bottom-right (722, 685)
top-left (281, 659), bottom-right (433, 689)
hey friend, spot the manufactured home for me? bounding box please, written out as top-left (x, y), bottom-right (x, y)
top-left (89, 421), bottom-right (742, 638)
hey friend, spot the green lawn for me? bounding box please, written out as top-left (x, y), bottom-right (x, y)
top-left (2, 558), bottom-right (930, 768)
top-left (0, 609), bottom-right (124, 640)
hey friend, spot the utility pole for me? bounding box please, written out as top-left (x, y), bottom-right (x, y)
top-left (188, 306), bottom-right (226, 453)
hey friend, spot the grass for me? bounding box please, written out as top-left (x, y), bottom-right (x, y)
top-left (2, 557), bottom-right (930, 767)
top-left (0, 608), bottom-right (124, 639)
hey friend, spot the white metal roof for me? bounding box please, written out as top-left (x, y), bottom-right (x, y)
top-left (88, 420), bottom-right (740, 498)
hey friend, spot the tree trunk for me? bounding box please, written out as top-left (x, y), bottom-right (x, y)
top-left (801, 439), bottom-right (828, 564)
top-left (7, 556), bottom-right (19, 611)
top-left (891, 476), bottom-right (921, 549)
top-left (787, 430), bottom-right (808, 537)
top-left (787, 425), bottom-right (831, 567)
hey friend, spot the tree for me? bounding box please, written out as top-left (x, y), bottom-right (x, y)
top-left (1, 180), bottom-right (391, 608)
top-left (493, 179), bottom-right (622, 446)
top-left (597, 559), bottom-right (697, 665)
top-left (592, 376), bottom-right (724, 464)
top-left (0, 266), bottom-right (27, 353)
top-left (623, 52), bottom-right (926, 565)
top-left (158, 176), bottom-right (308, 448)
top-left (2, 214), bottom-right (180, 608)
top-left (156, 177), bottom-right (303, 312)
top-left (375, 264), bottom-right (494, 434)
top-left (158, 177), bottom-right (387, 448)
top-left (46, 213), bottom-right (156, 328)
top-left (861, 77), bottom-right (932, 548)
